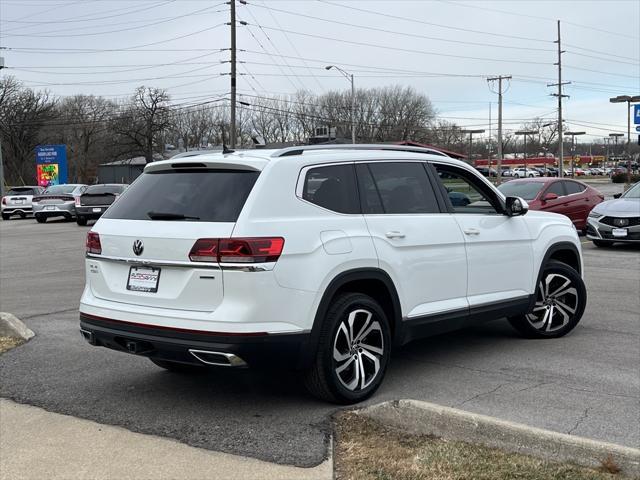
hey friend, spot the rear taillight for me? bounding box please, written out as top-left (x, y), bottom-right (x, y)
top-left (189, 237), bottom-right (285, 263)
top-left (86, 231), bottom-right (102, 254)
top-left (1, 197), bottom-right (6, 205)
top-left (75, 197), bottom-right (81, 206)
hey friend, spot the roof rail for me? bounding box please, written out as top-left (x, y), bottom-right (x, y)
top-left (271, 144), bottom-right (450, 158)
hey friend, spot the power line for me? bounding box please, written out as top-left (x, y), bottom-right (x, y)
top-left (247, 1), bottom-right (554, 53)
top-left (247, 24), bottom-right (552, 65)
top-left (316, 0), bottom-right (551, 44)
top-left (1, 4), bottom-right (227, 38)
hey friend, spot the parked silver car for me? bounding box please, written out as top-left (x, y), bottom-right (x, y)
top-left (1, 186), bottom-right (45, 220)
top-left (586, 182), bottom-right (640, 246)
top-left (32, 184), bottom-right (87, 223)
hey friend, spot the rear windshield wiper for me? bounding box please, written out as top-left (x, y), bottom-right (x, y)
top-left (147, 211), bottom-right (200, 221)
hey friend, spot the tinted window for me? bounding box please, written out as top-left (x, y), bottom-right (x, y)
top-left (43, 185), bottom-right (78, 195)
top-left (302, 164), bottom-right (359, 214)
top-left (564, 181), bottom-right (586, 195)
top-left (366, 162), bottom-right (439, 214)
top-left (434, 164), bottom-right (501, 214)
top-left (6, 188), bottom-right (35, 195)
top-left (104, 169), bottom-right (259, 222)
top-left (85, 184), bottom-right (126, 195)
top-left (355, 164), bottom-right (384, 214)
top-left (497, 182), bottom-right (544, 200)
top-left (546, 181), bottom-right (565, 197)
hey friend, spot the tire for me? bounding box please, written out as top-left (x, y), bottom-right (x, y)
top-left (1, 213), bottom-right (10, 221)
top-left (508, 260), bottom-right (586, 339)
top-left (76, 216), bottom-right (87, 226)
top-left (35, 215), bottom-right (46, 223)
top-left (149, 358), bottom-right (204, 373)
top-left (528, 174), bottom-right (534, 178)
top-left (593, 240), bottom-right (613, 248)
top-left (514, 174), bottom-right (520, 178)
top-left (303, 293), bottom-right (391, 404)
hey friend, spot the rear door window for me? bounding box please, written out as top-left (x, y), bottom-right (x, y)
top-left (103, 169), bottom-right (260, 222)
top-left (545, 181), bottom-right (566, 197)
top-left (564, 181), bottom-right (586, 195)
top-left (302, 164), bottom-right (359, 214)
top-left (361, 162), bottom-right (439, 214)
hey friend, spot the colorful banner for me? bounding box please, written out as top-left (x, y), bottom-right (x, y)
top-left (35, 145), bottom-right (67, 186)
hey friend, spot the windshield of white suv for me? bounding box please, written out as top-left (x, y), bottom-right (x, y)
top-left (497, 182), bottom-right (544, 200)
top-left (103, 169), bottom-right (260, 222)
top-left (622, 183), bottom-right (640, 198)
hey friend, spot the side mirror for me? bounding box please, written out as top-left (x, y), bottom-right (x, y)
top-left (505, 196), bottom-right (529, 217)
top-left (613, 193), bottom-right (622, 199)
top-left (542, 192), bottom-right (559, 202)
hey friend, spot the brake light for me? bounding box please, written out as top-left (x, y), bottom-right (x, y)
top-left (189, 238), bottom-right (218, 262)
top-left (1, 197), bottom-right (5, 205)
top-left (189, 237), bottom-right (285, 263)
top-left (75, 197), bottom-right (81, 206)
top-left (86, 231), bottom-right (102, 254)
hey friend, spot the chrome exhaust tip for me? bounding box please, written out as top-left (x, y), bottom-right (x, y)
top-left (188, 349), bottom-right (248, 367)
top-left (79, 328), bottom-right (96, 345)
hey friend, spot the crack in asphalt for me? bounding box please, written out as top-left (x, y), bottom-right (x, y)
top-left (456, 383), bottom-right (508, 407)
top-left (567, 407), bottom-right (591, 435)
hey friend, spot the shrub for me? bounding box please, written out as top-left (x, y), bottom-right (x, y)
top-left (611, 172), bottom-right (640, 183)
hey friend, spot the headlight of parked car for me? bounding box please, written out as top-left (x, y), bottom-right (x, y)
top-left (588, 210), bottom-right (602, 219)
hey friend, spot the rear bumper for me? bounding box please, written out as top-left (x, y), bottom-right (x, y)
top-left (1, 206), bottom-right (32, 214)
top-left (76, 206), bottom-right (109, 218)
top-left (33, 203), bottom-right (76, 217)
top-left (79, 312), bottom-right (310, 369)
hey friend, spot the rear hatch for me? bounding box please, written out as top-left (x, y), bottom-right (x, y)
top-left (3, 187), bottom-right (36, 207)
top-left (88, 165), bottom-right (261, 312)
top-left (80, 185), bottom-right (126, 207)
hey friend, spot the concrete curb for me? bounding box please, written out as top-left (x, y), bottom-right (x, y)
top-left (0, 312), bottom-right (34, 341)
top-left (360, 399), bottom-right (640, 477)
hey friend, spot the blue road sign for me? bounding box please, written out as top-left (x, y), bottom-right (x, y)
top-left (35, 145), bottom-right (68, 186)
top-left (635, 104), bottom-right (640, 125)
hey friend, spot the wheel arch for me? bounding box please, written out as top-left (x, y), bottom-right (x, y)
top-left (530, 241), bottom-right (582, 311)
top-left (298, 268), bottom-right (402, 369)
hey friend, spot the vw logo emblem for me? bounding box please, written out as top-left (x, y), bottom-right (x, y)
top-left (614, 218), bottom-right (629, 227)
top-left (132, 240), bottom-right (144, 256)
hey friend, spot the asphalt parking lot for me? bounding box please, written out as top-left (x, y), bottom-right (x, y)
top-left (0, 215), bottom-right (638, 467)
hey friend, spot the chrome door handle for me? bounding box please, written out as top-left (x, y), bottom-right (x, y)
top-left (463, 228), bottom-right (480, 236)
top-left (385, 231), bottom-right (405, 239)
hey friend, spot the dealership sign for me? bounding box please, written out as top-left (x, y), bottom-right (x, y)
top-left (35, 145), bottom-right (68, 186)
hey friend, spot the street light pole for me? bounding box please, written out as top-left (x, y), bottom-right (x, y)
top-left (326, 65), bottom-right (356, 144)
top-left (610, 95), bottom-right (640, 184)
top-left (564, 131), bottom-right (586, 176)
top-left (461, 129), bottom-right (485, 164)
top-left (515, 130), bottom-right (535, 172)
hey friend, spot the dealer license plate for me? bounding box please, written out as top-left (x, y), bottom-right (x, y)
top-left (612, 228), bottom-right (628, 237)
top-left (14, 199), bottom-right (24, 205)
top-left (92, 208), bottom-right (102, 213)
top-left (45, 205), bottom-right (55, 211)
top-left (126, 266), bottom-right (160, 293)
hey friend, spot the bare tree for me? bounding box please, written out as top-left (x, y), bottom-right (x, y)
top-left (45, 95), bottom-right (117, 182)
top-left (0, 76), bottom-right (57, 185)
top-left (111, 87), bottom-right (171, 163)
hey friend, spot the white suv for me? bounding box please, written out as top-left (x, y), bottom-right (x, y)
top-left (79, 145), bottom-right (586, 404)
top-left (512, 168), bottom-right (540, 178)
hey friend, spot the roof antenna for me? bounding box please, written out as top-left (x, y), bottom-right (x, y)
top-left (222, 144), bottom-right (235, 154)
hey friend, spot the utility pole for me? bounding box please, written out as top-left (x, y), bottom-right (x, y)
top-left (0, 56), bottom-right (4, 197)
top-left (487, 75), bottom-right (511, 184)
top-left (549, 20), bottom-right (570, 178)
top-left (229, 0), bottom-right (237, 148)
top-left (461, 129), bottom-right (485, 164)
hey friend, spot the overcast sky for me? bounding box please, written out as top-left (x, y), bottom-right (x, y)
top-left (1, 0), bottom-right (638, 145)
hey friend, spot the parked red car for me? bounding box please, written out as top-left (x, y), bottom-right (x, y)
top-left (498, 178), bottom-right (604, 232)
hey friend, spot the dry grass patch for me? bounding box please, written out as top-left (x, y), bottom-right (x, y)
top-left (0, 336), bottom-right (24, 354)
top-left (334, 411), bottom-right (625, 480)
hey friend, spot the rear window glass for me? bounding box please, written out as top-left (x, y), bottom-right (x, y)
top-left (84, 185), bottom-right (126, 195)
top-left (302, 164), bottom-right (359, 214)
top-left (103, 169), bottom-right (259, 222)
top-left (43, 185), bottom-right (78, 195)
top-left (6, 188), bottom-right (35, 195)
top-left (497, 182), bottom-right (544, 200)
